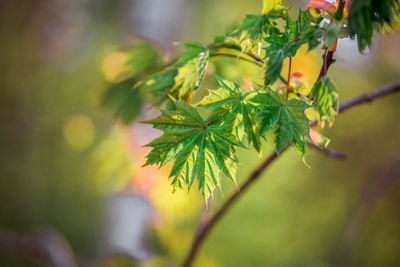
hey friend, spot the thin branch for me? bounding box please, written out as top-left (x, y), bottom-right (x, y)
top-left (180, 151), bottom-right (281, 267)
top-left (310, 81), bottom-right (400, 127)
top-left (287, 57), bottom-right (293, 91)
top-left (180, 81), bottom-right (400, 267)
top-left (210, 38), bottom-right (301, 68)
top-left (307, 142), bottom-right (346, 160)
top-left (210, 53), bottom-right (263, 67)
top-left (338, 81), bottom-right (400, 113)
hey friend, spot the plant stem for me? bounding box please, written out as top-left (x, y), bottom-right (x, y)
top-left (287, 57), bottom-right (292, 90)
top-left (282, 38), bottom-right (300, 51)
top-left (318, 49), bottom-right (335, 80)
top-left (306, 142), bottom-right (346, 160)
top-left (210, 45), bottom-right (264, 63)
top-left (180, 81), bottom-right (400, 267)
top-left (210, 53), bottom-right (263, 67)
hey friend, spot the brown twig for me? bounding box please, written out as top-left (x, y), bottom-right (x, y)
top-left (306, 142), bottom-right (346, 160)
top-left (338, 81), bottom-right (400, 113)
top-left (317, 50), bottom-right (335, 80)
top-left (180, 151), bottom-right (281, 267)
top-left (180, 81), bottom-right (400, 267)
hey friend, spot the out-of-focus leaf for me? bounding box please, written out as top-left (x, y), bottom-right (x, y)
top-left (122, 42), bottom-right (165, 78)
top-left (348, 0), bottom-right (400, 51)
top-left (262, 0), bottom-right (283, 14)
top-left (102, 42), bottom-right (164, 83)
top-left (103, 77), bottom-right (143, 125)
top-left (323, 20), bottom-right (343, 48)
top-left (142, 70), bottom-right (179, 107)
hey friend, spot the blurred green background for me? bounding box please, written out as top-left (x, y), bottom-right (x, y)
top-left (0, 0), bottom-right (399, 266)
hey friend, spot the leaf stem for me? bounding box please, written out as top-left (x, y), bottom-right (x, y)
top-left (306, 141), bottom-right (346, 160)
top-left (282, 38), bottom-right (301, 51)
top-left (180, 81), bottom-right (400, 267)
top-left (210, 45), bottom-right (264, 63)
top-left (210, 52), bottom-right (263, 67)
top-left (287, 57), bottom-right (292, 92)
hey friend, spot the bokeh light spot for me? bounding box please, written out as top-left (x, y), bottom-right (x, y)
top-left (102, 51), bottom-right (129, 82)
top-left (63, 114), bottom-right (95, 150)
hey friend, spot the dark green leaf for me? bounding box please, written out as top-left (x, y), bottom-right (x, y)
top-left (264, 50), bottom-right (284, 86)
top-left (252, 89), bottom-right (310, 155)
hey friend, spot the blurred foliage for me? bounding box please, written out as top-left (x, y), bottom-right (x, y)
top-left (348, 0), bottom-right (400, 51)
top-left (102, 43), bottom-right (165, 124)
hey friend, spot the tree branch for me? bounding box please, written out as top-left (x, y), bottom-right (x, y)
top-left (180, 151), bottom-right (281, 267)
top-left (180, 81), bottom-right (400, 267)
top-left (307, 142), bottom-right (346, 160)
top-left (310, 81), bottom-right (400, 127)
top-left (318, 49), bottom-right (335, 80)
top-left (338, 81), bottom-right (400, 113)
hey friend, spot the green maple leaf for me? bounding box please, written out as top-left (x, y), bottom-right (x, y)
top-left (170, 42), bottom-right (209, 100)
top-left (253, 89), bottom-right (310, 155)
top-left (142, 99), bottom-right (238, 201)
top-left (263, 9), bottom-right (322, 86)
top-left (264, 9), bottom-right (323, 55)
top-left (172, 49), bottom-right (209, 100)
top-left (296, 9), bottom-right (324, 51)
top-left (264, 50), bottom-right (284, 86)
top-left (197, 76), bottom-right (262, 155)
top-left (225, 7), bottom-right (285, 53)
top-left (309, 77), bottom-right (339, 127)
